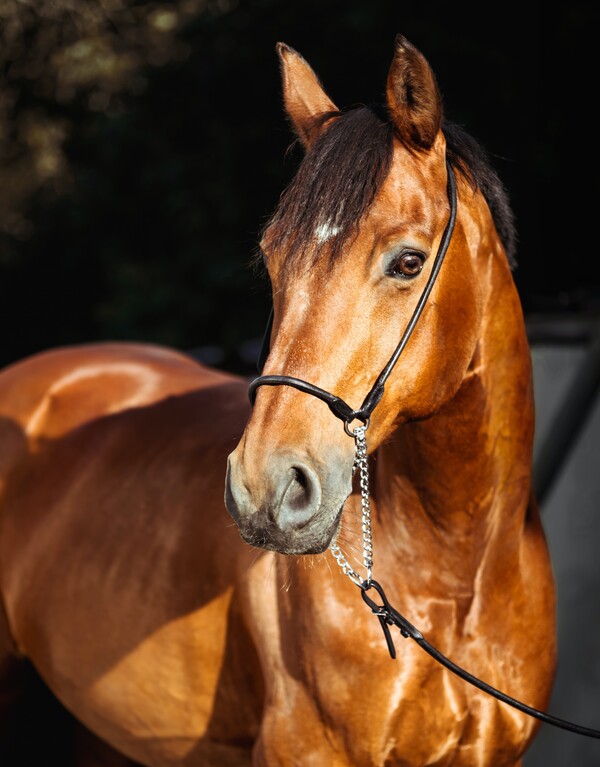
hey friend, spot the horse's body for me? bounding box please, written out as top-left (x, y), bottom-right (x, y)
top-left (0, 37), bottom-right (556, 766)
top-left (0, 343), bottom-right (265, 765)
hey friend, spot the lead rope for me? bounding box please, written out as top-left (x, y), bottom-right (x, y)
top-left (330, 423), bottom-right (600, 740)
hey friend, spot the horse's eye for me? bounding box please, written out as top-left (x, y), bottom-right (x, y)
top-left (386, 251), bottom-right (425, 279)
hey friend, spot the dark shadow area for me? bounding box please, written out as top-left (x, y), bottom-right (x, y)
top-left (0, 655), bottom-right (77, 766)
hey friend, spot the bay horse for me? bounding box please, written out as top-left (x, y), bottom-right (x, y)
top-left (0, 36), bottom-right (556, 766)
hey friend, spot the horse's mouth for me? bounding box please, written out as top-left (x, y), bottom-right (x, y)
top-left (235, 506), bottom-right (344, 556)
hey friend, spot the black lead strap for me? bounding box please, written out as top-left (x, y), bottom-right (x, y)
top-left (361, 580), bottom-right (600, 739)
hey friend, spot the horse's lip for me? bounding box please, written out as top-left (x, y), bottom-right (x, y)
top-left (237, 505), bottom-right (344, 556)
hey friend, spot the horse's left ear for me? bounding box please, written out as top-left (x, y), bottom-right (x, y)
top-left (276, 42), bottom-right (339, 148)
top-left (386, 35), bottom-right (443, 151)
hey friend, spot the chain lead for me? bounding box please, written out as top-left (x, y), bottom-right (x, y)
top-left (330, 424), bottom-right (373, 588)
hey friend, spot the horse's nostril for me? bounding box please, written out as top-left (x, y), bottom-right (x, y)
top-left (277, 464), bottom-right (322, 531)
top-left (286, 467), bottom-right (310, 510)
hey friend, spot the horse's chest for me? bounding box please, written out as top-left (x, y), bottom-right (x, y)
top-left (245, 560), bottom-right (531, 766)
top-left (262, 616), bottom-right (527, 767)
top-left (309, 652), bottom-right (470, 765)
top-left (266, 655), bottom-right (522, 767)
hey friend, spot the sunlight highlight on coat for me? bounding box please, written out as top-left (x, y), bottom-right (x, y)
top-left (25, 362), bottom-right (163, 437)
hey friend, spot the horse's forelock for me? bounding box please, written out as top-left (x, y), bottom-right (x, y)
top-left (263, 106), bottom-right (394, 270)
top-left (260, 107), bottom-right (516, 272)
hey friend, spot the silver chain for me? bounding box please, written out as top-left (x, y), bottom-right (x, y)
top-left (329, 424), bottom-right (373, 587)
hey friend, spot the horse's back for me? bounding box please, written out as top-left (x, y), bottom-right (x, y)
top-left (0, 341), bottom-right (241, 440)
top-left (0, 339), bottom-right (252, 610)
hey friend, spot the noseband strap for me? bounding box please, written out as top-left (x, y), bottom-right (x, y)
top-left (249, 375), bottom-right (361, 422)
top-left (248, 160), bottom-right (457, 425)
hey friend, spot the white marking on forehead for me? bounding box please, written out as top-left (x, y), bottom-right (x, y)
top-left (292, 286), bottom-right (311, 312)
top-left (314, 220), bottom-right (340, 244)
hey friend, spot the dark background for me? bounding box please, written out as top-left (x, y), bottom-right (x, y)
top-left (2, 0), bottom-right (599, 373)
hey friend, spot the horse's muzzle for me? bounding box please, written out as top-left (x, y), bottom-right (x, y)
top-left (224, 451), bottom-right (351, 555)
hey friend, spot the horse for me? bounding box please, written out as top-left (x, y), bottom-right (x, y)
top-left (0, 35), bottom-right (556, 766)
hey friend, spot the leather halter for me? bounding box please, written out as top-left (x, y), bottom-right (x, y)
top-left (249, 160), bottom-right (457, 426)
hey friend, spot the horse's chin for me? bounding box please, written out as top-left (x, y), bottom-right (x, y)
top-left (236, 506), bottom-right (344, 556)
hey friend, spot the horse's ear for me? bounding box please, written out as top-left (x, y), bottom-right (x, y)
top-left (276, 42), bottom-right (338, 148)
top-left (386, 35), bottom-right (443, 151)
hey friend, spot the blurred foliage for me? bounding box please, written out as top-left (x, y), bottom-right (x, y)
top-left (0, 0), bottom-right (207, 238)
top-left (0, 0), bottom-right (599, 371)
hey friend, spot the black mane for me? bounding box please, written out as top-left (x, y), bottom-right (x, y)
top-left (262, 105), bottom-right (517, 270)
top-left (444, 121), bottom-right (517, 267)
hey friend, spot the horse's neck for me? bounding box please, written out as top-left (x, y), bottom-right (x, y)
top-left (373, 263), bottom-right (534, 596)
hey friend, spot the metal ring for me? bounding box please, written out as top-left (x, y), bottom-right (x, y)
top-left (344, 416), bottom-right (370, 437)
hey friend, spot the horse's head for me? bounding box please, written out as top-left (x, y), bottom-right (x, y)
top-left (225, 36), bottom-right (509, 555)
